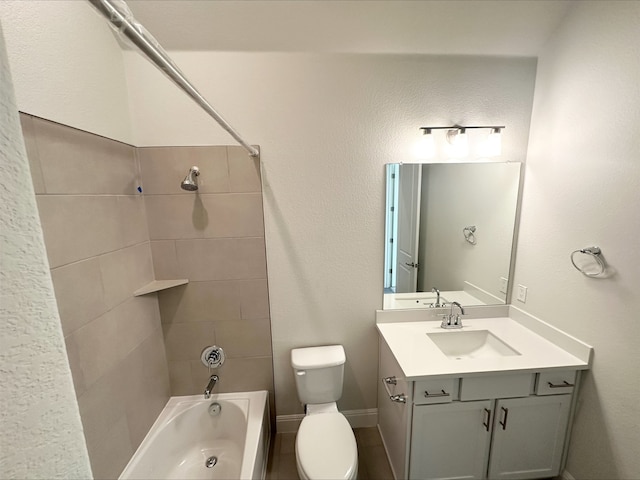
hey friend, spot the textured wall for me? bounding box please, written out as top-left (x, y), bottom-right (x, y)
top-left (0, 0), bottom-right (133, 144)
top-left (0, 31), bottom-right (92, 479)
top-left (124, 52), bottom-right (537, 416)
top-left (513, 2), bottom-right (640, 477)
top-left (22, 114), bottom-right (170, 479)
top-left (138, 145), bottom-right (273, 403)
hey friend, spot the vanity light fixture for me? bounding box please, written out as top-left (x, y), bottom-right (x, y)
top-left (414, 127), bottom-right (436, 159)
top-left (417, 125), bottom-right (505, 160)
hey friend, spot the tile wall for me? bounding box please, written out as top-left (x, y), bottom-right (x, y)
top-left (22, 114), bottom-right (274, 477)
top-left (138, 146), bottom-right (274, 403)
top-left (20, 114), bottom-right (171, 479)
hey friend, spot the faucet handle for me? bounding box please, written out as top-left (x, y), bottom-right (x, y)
top-left (438, 313), bottom-right (452, 328)
top-left (452, 314), bottom-right (462, 327)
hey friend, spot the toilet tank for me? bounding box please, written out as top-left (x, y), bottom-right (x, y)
top-left (291, 345), bottom-right (346, 405)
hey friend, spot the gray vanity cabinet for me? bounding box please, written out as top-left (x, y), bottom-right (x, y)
top-left (408, 395), bottom-right (571, 480)
top-left (378, 338), bottom-right (576, 480)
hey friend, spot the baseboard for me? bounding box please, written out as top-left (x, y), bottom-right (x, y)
top-left (276, 408), bottom-right (378, 433)
top-left (560, 470), bottom-right (576, 480)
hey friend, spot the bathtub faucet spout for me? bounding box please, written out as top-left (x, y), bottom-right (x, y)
top-left (204, 375), bottom-right (219, 399)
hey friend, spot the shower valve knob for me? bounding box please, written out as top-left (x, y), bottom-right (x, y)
top-left (201, 346), bottom-right (225, 368)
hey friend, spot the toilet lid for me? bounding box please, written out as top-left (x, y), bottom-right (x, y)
top-left (296, 413), bottom-right (357, 479)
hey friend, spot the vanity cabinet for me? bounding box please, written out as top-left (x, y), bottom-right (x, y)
top-left (377, 339), bottom-right (577, 480)
top-left (409, 395), bottom-right (571, 480)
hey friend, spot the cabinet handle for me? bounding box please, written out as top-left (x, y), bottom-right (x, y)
top-left (499, 407), bottom-right (509, 430)
top-left (483, 408), bottom-right (492, 432)
top-left (424, 389), bottom-right (450, 398)
top-left (383, 376), bottom-right (397, 386)
top-left (381, 377), bottom-right (407, 404)
top-left (547, 380), bottom-right (575, 388)
top-left (390, 394), bottom-right (407, 404)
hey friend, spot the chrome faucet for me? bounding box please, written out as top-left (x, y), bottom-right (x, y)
top-left (430, 287), bottom-right (445, 308)
top-left (440, 301), bottom-right (465, 329)
top-left (204, 374), bottom-right (219, 399)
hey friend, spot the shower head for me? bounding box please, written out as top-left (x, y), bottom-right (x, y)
top-left (181, 166), bottom-right (200, 191)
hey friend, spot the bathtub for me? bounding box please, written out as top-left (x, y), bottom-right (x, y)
top-left (120, 390), bottom-right (270, 480)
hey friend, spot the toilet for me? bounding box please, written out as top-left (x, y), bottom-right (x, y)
top-left (291, 345), bottom-right (358, 480)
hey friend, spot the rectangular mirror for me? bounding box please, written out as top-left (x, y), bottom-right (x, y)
top-left (383, 162), bottom-right (521, 309)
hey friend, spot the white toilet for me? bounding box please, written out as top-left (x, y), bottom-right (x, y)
top-left (291, 345), bottom-right (358, 480)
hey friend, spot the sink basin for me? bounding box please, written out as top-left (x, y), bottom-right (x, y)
top-left (427, 330), bottom-right (521, 360)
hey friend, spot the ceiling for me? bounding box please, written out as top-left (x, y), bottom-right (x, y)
top-left (124, 0), bottom-right (573, 57)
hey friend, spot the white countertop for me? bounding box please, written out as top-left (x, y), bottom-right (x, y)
top-left (383, 290), bottom-right (488, 309)
top-left (377, 316), bottom-right (590, 381)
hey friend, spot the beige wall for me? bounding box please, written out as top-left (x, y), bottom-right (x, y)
top-left (0, 1), bottom-right (132, 144)
top-left (0, 30), bottom-right (92, 480)
top-left (123, 52), bottom-right (538, 417)
top-left (513, 2), bottom-right (640, 477)
top-left (21, 114), bottom-right (170, 479)
top-left (138, 145), bottom-right (274, 401)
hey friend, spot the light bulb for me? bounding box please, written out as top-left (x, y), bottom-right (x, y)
top-left (484, 128), bottom-right (502, 157)
top-left (414, 128), bottom-right (435, 159)
top-left (446, 128), bottom-right (468, 158)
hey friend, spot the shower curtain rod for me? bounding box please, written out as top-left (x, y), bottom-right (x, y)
top-left (87, 0), bottom-right (259, 157)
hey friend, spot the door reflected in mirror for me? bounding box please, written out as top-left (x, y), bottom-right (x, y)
top-left (383, 162), bottom-right (521, 309)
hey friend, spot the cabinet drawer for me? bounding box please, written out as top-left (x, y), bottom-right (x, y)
top-left (536, 370), bottom-right (576, 395)
top-left (460, 373), bottom-right (532, 401)
top-left (414, 378), bottom-right (459, 404)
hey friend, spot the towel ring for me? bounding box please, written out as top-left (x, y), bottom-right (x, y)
top-left (463, 226), bottom-right (477, 245)
top-left (570, 246), bottom-right (605, 277)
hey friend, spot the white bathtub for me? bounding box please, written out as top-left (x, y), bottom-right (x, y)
top-left (120, 391), bottom-right (270, 480)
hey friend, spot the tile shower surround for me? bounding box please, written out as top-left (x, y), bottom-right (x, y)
top-left (21, 113), bottom-right (273, 479)
top-left (138, 145), bottom-right (274, 400)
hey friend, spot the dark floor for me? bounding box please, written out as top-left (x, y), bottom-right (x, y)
top-left (267, 427), bottom-right (394, 480)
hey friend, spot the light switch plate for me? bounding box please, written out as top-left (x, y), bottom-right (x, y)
top-left (517, 284), bottom-right (528, 303)
top-left (499, 277), bottom-right (508, 294)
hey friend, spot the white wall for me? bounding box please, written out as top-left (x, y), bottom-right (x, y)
top-left (0, 27), bottom-right (92, 479)
top-left (513, 2), bottom-right (640, 477)
top-left (124, 52), bottom-right (537, 415)
top-left (418, 162), bottom-right (520, 301)
top-left (0, 1), bottom-right (133, 144)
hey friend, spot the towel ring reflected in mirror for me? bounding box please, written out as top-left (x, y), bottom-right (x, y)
top-left (463, 226), bottom-right (477, 245)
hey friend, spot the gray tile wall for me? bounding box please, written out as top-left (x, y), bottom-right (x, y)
top-left (21, 114), bottom-right (171, 479)
top-left (138, 146), bottom-right (274, 402)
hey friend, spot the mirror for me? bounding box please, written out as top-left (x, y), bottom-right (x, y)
top-left (383, 162), bottom-right (521, 309)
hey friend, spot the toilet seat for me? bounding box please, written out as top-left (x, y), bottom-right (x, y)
top-left (296, 412), bottom-right (358, 480)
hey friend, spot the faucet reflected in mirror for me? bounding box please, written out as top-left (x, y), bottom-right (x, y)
top-left (431, 287), bottom-right (445, 308)
top-left (383, 162), bottom-right (521, 309)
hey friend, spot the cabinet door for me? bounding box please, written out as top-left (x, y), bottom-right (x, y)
top-left (488, 395), bottom-right (571, 480)
top-left (410, 400), bottom-right (492, 480)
